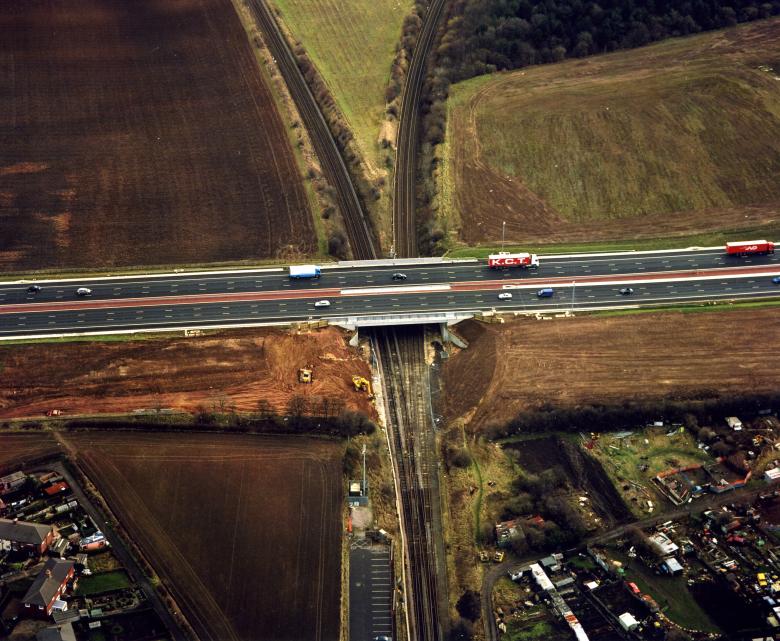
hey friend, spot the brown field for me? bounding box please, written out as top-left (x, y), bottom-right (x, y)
top-left (444, 18), bottom-right (780, 246)
top-left (0, 0), bottom-right (314, 271)
top-left (67, 431), bottom-right (342, 641)
top-left (442, 308), bottom-right (780, 429)
top-left (0, 433), bottom-right (60, 472)
top-left (0, 327), bottom-right (374, 419)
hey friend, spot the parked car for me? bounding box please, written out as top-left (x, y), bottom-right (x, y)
top-left (314, 300), bottom-right (331, 308)
top-left (536, 288), bottom-right (554, 298)
top-left (391, 273), bottom-right (407, 280)
top-left (619, 287), bottom-right (634, 295)
top-left (26, 284), bottom-right (42, 293)
top-left (75, 288), bottom-right (92, 297)
top-left (773, 276), bottom-right (780, 284)
top-left (497, 292), bottom-right (513, 300)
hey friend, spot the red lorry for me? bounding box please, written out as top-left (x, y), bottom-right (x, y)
top-left (725, 240), bottom-right (775, 256)
top-left (488, 252), bottom-right (539, 269)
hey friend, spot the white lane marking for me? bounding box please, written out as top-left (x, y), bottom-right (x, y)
top-left (343, 284), bottom-right (451, 295)
top-left (4, 289), bottom-right (779, 339)
top-left (498, 270), bottom-right (779, 291)
top-left (541, 246), bottom-right (726, 260)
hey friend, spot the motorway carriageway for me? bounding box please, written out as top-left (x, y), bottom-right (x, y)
top-left (1, 265), bottom-right (780, 338)
top-left (1, 248), bottom-right (779, 306)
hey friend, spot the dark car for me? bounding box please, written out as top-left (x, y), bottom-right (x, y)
top-left (619, 287), bottom-right (634, 295)
top-left (536, 288), bottom-right (554, 298)
top-left (391, 273), bottom-right (407, 281)
top-left (773, 276), bottom-right (780, 284)
top-left (26, 285), bottom-right (42, 293)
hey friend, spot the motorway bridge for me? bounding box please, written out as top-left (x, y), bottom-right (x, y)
top-left (1, 247), bottom-right (779, 339)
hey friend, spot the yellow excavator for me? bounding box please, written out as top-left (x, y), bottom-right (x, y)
top-left (352, 375), bottom-right (374, 399)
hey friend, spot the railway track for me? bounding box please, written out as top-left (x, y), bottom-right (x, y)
top-left (393, 0), bottom-right (448, 259)
top-left (373, 327), bottom-right (442, 641)
top-left (246, 2), bottom-right (448, 638)
top-left (245, 0), bottom-right (377, 260)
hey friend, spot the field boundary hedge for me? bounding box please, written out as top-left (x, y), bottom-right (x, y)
top-left (489, 392), bottom-right (780, 439)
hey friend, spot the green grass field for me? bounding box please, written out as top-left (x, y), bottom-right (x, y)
top-left (609, 549), bottom-right (719, 633)
top-left (75, 570), bottom-right (132, 596)
top-left (271, 0), bottom-right (409, 168)
top-left (441, 18), bottom-right (780, 248)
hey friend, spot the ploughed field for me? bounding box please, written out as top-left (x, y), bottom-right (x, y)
top-left (68, 431), bottom-right (343, 641)
top-left (442, 18), bottom-right (780, 246)
top-left (0, 327), bottom-right (374, 418)
top-left (0, 432), bottom-right (60, 472)
top-left (441, 308), bottom-right (780, 429)
top-left (0, 0), bottom-right (313, 271)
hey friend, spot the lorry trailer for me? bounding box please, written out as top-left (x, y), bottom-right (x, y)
top-left (488, 252), bottom-right (539, 269)
top-left (289, 265), bottom-right (322, 279)
top-left (725, 240), bottom-right (775, 256)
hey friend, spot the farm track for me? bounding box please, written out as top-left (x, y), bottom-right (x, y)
top-left (373, 328), bottom-right (442, 641)
top-left (245, 0), bottom-right (377, 261)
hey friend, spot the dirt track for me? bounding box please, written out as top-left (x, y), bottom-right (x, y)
top-left (0, 327), bottom-right (374, 419)
top-left (67, 431), bottom-right (342, 641)
top-left (442, 308), bottom-right (780, 429)
top-left (0, 0), bottom-right (313, 270)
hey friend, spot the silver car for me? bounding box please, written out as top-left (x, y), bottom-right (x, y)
top-left (314, 300), bottom-right (331, 308)
top-left (76, 287), bottom-right (92, 296)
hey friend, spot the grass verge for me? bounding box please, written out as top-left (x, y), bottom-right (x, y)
top-left (445, 224), bottom-right (780, 258)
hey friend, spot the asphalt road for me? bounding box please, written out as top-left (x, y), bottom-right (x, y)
top-left (1, 251), bottom-right (778, 337)
top-left (2, 249), bottom-right (777, 305)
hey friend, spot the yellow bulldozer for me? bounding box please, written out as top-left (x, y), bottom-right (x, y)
top-left (351, 375), bottom-right (374, 399)
top-left (298, 368), bottom-right (313, 384)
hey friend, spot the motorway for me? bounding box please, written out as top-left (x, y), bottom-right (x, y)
top-left (0, 249), bottom-right (779, 338)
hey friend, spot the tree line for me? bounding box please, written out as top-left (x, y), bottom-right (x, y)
top-left (484, 392), bottom-right (780, 439)
top-left (435, 0), bottom-right (779, 82)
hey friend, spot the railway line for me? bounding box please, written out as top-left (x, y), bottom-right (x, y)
top-left (248, 1), bottom-right (451, 637)
top-left (373, 328), bottom-right (442, 641)
top-left (393, 0), bottom-right (448, 259)
top-left (245, 0), bottom-right (377, 260)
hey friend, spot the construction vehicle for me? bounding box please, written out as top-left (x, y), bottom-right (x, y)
top-left (298, 368), bottom-right (313, 384)
top-left (352, 375), bottom-right (374, 399)
top-left (493, 550), bottom-right (505, 563)
top-left (478, 550), bottom-right (490, 563)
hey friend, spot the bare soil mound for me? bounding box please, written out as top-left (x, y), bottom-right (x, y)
top-left (0, 327), bottom-right (374, 419)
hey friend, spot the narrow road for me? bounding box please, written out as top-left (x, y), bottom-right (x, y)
top-left (481, 483), bottom-right (770, 640)
top-left (39, 456), bottom-right (187, 641)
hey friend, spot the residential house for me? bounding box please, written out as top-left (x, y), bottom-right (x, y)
top-left (22, 559), bottom-right (75, 618)
top-left (0, 518), bottom-right (55, 555)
